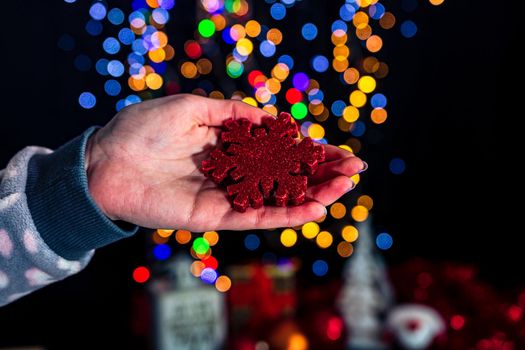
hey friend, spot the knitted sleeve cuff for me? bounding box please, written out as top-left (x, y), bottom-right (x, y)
top-left (25, 127), bottom-right (138, 260)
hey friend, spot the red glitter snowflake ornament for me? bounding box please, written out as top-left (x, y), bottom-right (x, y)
top-left (201, 112), bottom-right (325, 212)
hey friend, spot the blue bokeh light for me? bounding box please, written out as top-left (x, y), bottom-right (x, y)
top-left (260, 40), bottom-right (276, 57)
top-left (331, 19), bottom-right (347, 32)
top-left (107, 60), bottom-right (125, 77)
top-left (278, 54), bottom-right (294, 69)
top-left (339, 4), bottom-right (356, 21)
top-left (376, 233), bottom-right (393, 250)
top-left (301, 23), bottom-right (318, 41)
top-left (108, 8), bottom-right (124, 25)
top-left (89, 3), bottom-right (107, 20)
top-left (103, 37), bottom-right (120, 54)
top-left (57, 34), bottom-right (75, 51)
top-left (331, 100), bottom-right (346, 116)
top-left (369, 3), bottom-right (386, 20)
top-left (371, 93), bottom-right (387, 108)
top-left (74, 54), bottom-right (92, 71)
top-left (270, 3), bottom-right (286, 20)
top-left (95, 59), bottom-right (109, 75)
top-left (311, 55), bottom-right (329, 73)
top-left (389, 158), bottom-right (406, 175)
top-left (244, 234), bottom-right (260, 251)
top-left (312, 260), bottom-right (328, 277)
top-left (401, 20), bottom-right (418, 38)
top-left (104, 80), bottom-right (122, 96)
top-left (153, 244), bottom-right (171, 260)
top-left (85, 19), bottom-right (103, 36)
top-left (351, 121), bottom-right (366, 137)
top-left (200, 267), bottom-right (218, 284)
top-left (79, 92), bottom-right (96, 109)
top-left (118, 28), bottom-right (135, 45)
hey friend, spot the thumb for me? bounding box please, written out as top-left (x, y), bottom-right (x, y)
top-left (199, 96), bottom-right (272, 126)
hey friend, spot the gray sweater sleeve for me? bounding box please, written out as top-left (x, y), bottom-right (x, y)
top-left (1, 128), bottom-right (138, 307)
top-left (0, 146), bottom-right (94, 306)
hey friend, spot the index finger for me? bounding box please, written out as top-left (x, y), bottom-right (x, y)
top-left (199, 96), bottom-right (272, 126)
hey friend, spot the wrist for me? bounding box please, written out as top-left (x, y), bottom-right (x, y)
top-left (85, 130), bottom-right (119, 221)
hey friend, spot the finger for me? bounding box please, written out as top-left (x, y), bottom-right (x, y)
top-left (199, 96), bottom-right (271, 126)
top-left (324, 144), bottom-right (356, 162)
top-left (309, 156), bottom-right (365, 185)
top-left (307, 175), bottom-right (355, 206)
top-left (218, 201), bottom-right (326, 231)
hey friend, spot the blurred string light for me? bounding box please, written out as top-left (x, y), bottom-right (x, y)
top-left (63, 0), bottom-right (443, 283)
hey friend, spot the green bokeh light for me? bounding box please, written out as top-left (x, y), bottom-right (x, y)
top-left (291, 102), bottom-right (308, 120)
top-left (198, 19), bottom-right (216, 38)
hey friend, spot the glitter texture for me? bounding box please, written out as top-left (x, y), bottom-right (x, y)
top-left (201, 112), bottom-right (325, 212)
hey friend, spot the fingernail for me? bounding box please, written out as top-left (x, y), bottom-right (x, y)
top-left (323, 207), bottom-right (328, 215)
top-left (359, 161), bottom-right (368, 173)
top-left (346, 180), bottom-right (356, 193)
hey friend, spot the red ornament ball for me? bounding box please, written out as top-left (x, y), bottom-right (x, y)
top-left (201, 112), bottom-right (325, 212)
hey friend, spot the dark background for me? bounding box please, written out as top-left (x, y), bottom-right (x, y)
top-left (0, 0), bottom-right (521, 348)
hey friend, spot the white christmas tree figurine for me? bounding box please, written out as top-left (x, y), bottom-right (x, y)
top-left (337, 217), bottom-right (393, 349)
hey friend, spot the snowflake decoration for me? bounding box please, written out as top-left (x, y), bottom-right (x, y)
top-left (201, 112), bottom-right (325, 212)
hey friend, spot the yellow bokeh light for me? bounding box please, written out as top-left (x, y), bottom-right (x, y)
top-left (315, 215), bottom-right (326, 223)
top-left (242, 97), bottom-right (257, 107)
top-left (157, 229), bottom-right (174, 238)
top-left (145, 73), bottom-right (163, 90)
top-left (190, 261), bottom-right (205, 277)
top-left (181, 61), bottom-right (198, 78)
top-left (146, 0), bottom-right (159, 8)
top-left (236, 38), bottom-right (253, 56)
top-left (350, 90), bottom-right (367, 107)
top-left (281, 228), bottom-right (298, 247)
top-left (337, 241), bottom-right (354, 257)
top-left (267, 28), bottom-right (283, 45)
top-left (210, 14), bottom-right (226, 31)
top-left (314, 108), bottom-right (329, 122)
top-left (151, 31), bottom-right (168, 48)
top-left (197, 58), bottom-right (213, 74)
top-left (288, 333), bottom-right (308, 350)
top-left (333, 57), bottom-right (349, 73)
top-left (333, 45), bottom-right (350, 59)
top-left (358, 76), bottom-right (377, 93)
top-left (353, 11), bottom-right (369, 29)
top-left (357, 195), bottom-right (374, 210)
top-left (330, 202), bottom-right (347, 219)
top-left (339, 144), bottom-right (353, 153)
top-left (128, 77), bottom-right (146, 91)
top-left (255, 87), bottom-right (272, 103)
top-left (366, 35), bottom-right (383, 53)
top-left (355, 25), bottom-right (372, 40)
top-left (215, 275), bottom-right (232, 293)
top-left (371, 108), bottom-right (388, 124)
top-left (338, 118), bottom-right (352, 132)
top-left (302, 222), bottom-right (320, 239)
top-left (148, 48), bottom-right (166, 63)
top-left (308, 102), bottom-right (325, 116)
top-left (164, 44), bottom-right (175, 60)
top-left (265, 78), bottom-right (281, 94)
top-left (363, 57), bottom-right (380, 73)
top-left (175, 230), bottom-right (192, 244)
top-left (343, 105), bottom-right (360, 122)
top-left (262, 104), bottom-right (277, 115)
top-left (342, 225), bottom-right (359, 242)
top-left (380, 12), bottom-right (396, 30)
top-left (350, 173), bottom-right (360, 185)
top-left (272, 63), bottom-right (290, 81)
top-left (308, 123), bottom-right (325, 139)
top-left (351, 205), bottom-right (369, 222)
top-left (375, 62), bottom-right (389, 78)
top-left (230, 24), bottom-right (246, 41)
top-left (203, 231), bottom-right (219, 246)
top-left (316, 231), bottom-right (333, 249)
top-left (209, 90), bottom-right (225, 99)
top-left (245, 20), bottom-right (261, 37)
top-left (152, 231), bottom-right (169, 244)
top-left (429, 0), bottom-right (445, 5)
top-left (331, 30), bottom-right (348, 45)
top-left (343, 67), bottom-right (360, 84)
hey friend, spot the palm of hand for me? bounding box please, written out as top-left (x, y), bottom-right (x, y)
top-left (87, 94), bottom-right (365, 231)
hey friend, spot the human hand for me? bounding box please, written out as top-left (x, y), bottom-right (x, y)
top-left (85, 94), bottom-right (365, 231)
